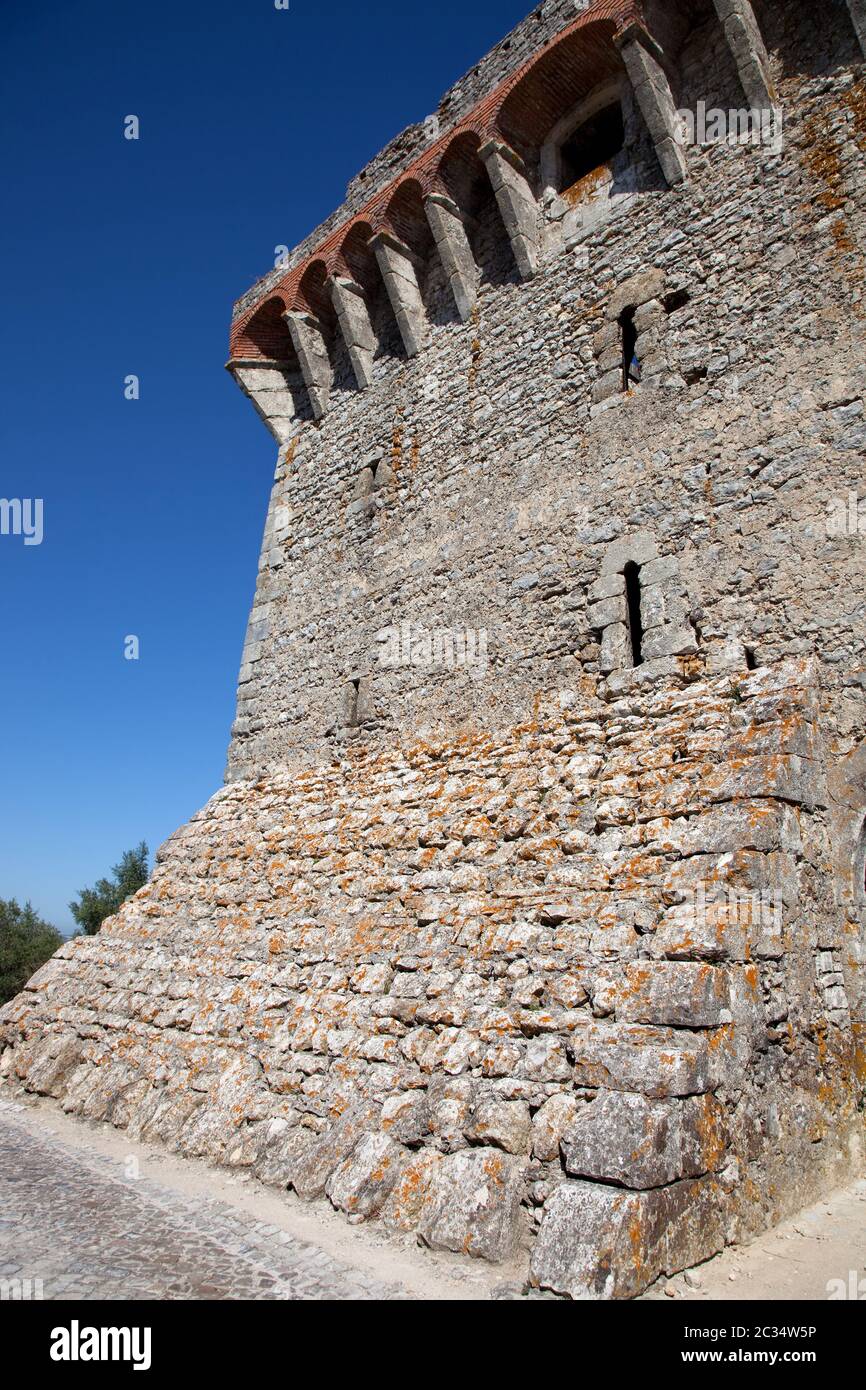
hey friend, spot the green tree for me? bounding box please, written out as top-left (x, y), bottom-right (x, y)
top-left (69, 842), bottom-right (150, 937)
top-left (0, 899), bottom-right (64, 1006)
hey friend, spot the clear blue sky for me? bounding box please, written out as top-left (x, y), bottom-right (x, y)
top-left (0, 0), bottom-right (530, 933)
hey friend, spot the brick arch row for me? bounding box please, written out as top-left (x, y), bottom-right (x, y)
top-left (230, 1), bottom-right (640, 360)
top-left (230, 0), bottom-right (796, 431)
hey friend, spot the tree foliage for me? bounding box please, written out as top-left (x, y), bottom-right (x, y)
top-left (0, 899), bottom-right (64, 1006)
top-left (69, 842), bottom-right (150, 937)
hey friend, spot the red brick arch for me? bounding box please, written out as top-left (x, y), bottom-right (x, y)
top-left (294, 258), bottom-right (334, 322)
top-left (493, 16), bottom-right (626, 155)
top-left (334, 219), bottom-right (377, 290)
top-left (379, 178), bottom-right (434, 255)
top-left (232, 294), bottom-right (294, 362)
top-left (431, 129), bottom-right (490, 215)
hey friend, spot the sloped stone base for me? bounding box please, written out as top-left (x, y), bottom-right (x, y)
top-left (1, 659), bottom-right (863, 1295)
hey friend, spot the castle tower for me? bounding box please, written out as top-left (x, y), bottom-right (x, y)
top-left (2, 0), bottom-right (865, 1297)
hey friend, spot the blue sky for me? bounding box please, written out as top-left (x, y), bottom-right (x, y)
top-left (0, 0), bottom-right (530, 932)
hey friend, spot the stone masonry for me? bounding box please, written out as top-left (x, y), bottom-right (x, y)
top-left (2, 0), bottom-right (865, 1298)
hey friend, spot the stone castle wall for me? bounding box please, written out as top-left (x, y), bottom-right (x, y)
top-left (1, 0), bottom-right (865, 1298)
top-left (226, 0), bottom-right (865, 797)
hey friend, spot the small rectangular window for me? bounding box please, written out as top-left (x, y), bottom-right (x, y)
top-left (559, 104), bottom-right (625, 192)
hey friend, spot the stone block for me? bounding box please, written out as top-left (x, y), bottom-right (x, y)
top-left (464, 1096), bottom-right (531, 1154)
top-left (530, 1175), bottom-right (730, 1299)
top-left (639, 554), bottom-right (679, 587)
top-left (704, 754), bottom-right (827, 811)
top-left (615, 961), bottom-right (731, 1028)
top-left (599, 621), bottom-right (630, 674)
top-left (588, 594), bottom-right (627, 629)
top-left (616, 33), bottom-right (689, 186)
top-left (417, 1148), bottom-right (525, 1262)
top-left (531, 1094), bottom-right (581, 1162)
top-left (380, 1090), bottom-right (431, 1146)
top-left (284, 312), bottom-right (331, 419)
top-left (640, 582), bottom-right (687, 632)
top-left (592, 368), bottom-right (623, 404)
top-left (642, 802), bottom-right (802, 856)
top-left (325, 1131), bottom-right (405, 1218)
top-left (587, 571), bottom-right (625, 603)
top-left (253, 1123), bottom-right (315, 1188)
top-left (600, 530), bottom-right (659, 574)
top-left (713, 0), bottom-right (776, 109)
top-left (370, 232), bottom-right (428, 357)
top-left (425, 193), bottom-right (478, 321)
top-left (561, 1091), bottom-right (728, 1188)
top-left (604, 655), bottom-right (682, 695)
top-left (381, 1149), bottom-right (444, 1232)
top-left (846, 0), bottom-right (866, 56)
top-left (649, 900), bottom-right (751, 963)
top-left (329, 276), bottom-right (376, 389)
top-left (571, 1021), bottom-right (731, 1097)
top-left (641, 624), bottom-right (698, 659)
top-left (480, 140), bottom-right (539, 280)
top-left (289, 1103), bottom-right (377, 1200)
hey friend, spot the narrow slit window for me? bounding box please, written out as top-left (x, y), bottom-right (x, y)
top-left (344, 675), bottom-right (374, 728)
top-left (559, 103), bottom-right (625, 192)
top-left (344, 677), bottom-right (362, 728)
top-left (624, 562), bottom-right (644, 667)
top-left (619, 306), bottom-right (640, 392)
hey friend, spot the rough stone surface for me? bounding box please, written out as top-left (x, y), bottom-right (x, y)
top-left (1, 659), bottom-right (862, 1294)
top-left (416, 1148), bottom-right (525, 1261)
top-left (530, 1176), bottom-right (730, 1300)
top-left (2, 0), bottom-right (866, 1300)
top-left (560, 1090), bottom-right (729, 1188)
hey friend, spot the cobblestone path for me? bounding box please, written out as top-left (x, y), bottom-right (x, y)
top-left (0, 1101), bottom-right (406, 1300)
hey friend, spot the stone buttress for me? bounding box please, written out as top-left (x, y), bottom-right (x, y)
top-left (2, 659), bottom-right (863, 1296)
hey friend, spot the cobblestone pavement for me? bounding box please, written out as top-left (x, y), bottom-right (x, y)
top-left (0, 1101), bottom-right (407, 1300)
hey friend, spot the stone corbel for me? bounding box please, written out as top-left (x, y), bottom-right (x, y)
top-left (846, 0), bottom-right (866, 58)
top-left (711, 0), bottom-right (776, 111)
top-left (369, 231), bottom-right (428, 358)
top-left (424, 193), bottom-right (478, 322)
top-left (226, 358), bottom-right (302, 445)
top-left (479, 139), bottom-right (539, 280)
top-left (283, 311), bottom-right (331, 420)
top-left (614, 22), bottom-right (688, 187)
top-left (328, 276), bottom-right (377, 390)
